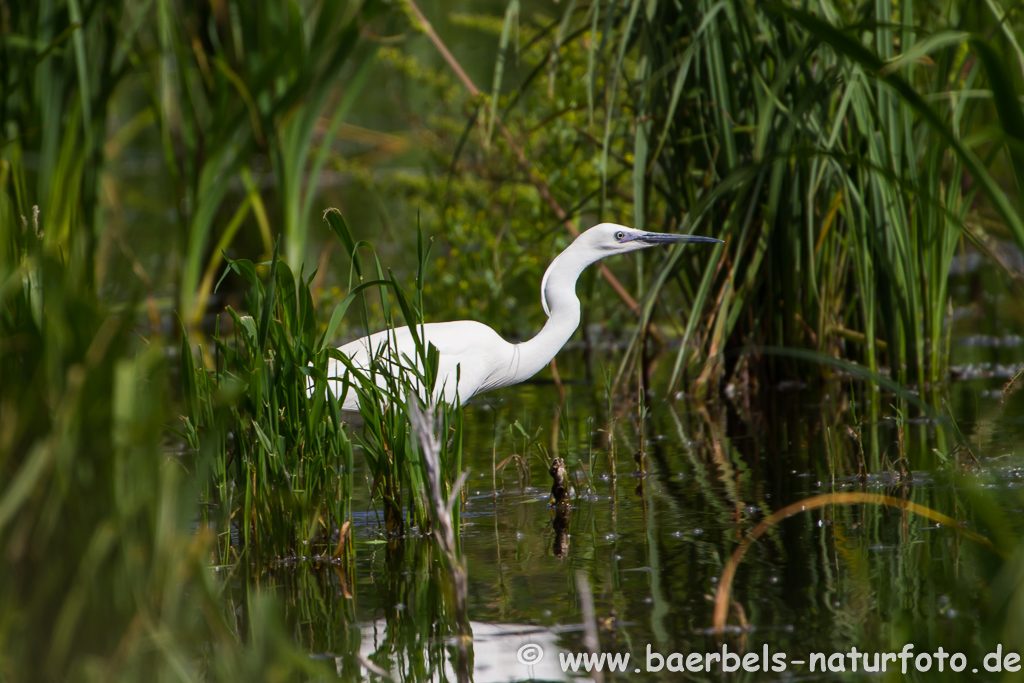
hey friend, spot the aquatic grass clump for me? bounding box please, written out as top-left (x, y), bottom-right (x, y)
top-left (345, 352), bottom-right (466, 538)
top-left (183, 210), bottom-right (466, 557)
top-left (319, 209), bottom-right (467, 538)
top-left (182, 237), bottom-right (356, 560)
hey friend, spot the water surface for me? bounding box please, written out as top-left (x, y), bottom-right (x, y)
top-left (222, 337), bottom-right (1024, 681)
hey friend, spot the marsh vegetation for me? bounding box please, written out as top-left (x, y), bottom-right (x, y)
top-left (3, 0), bottom-right (1024, 680)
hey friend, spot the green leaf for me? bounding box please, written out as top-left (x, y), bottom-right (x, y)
top-left (878, 31), bottom-right (970, 76)
top-left (252, 420), bottom-right (276, 456)
top-left (486, 0), bottom-right (519, 143)
top-left (258, 238), bottom-right (280, 352)
top-left (972, 39), bottom-right (1024, 214)
top-left (323, 208), bottom-right (360, 277)
top-left (318, 300), bottom-right (353, 353)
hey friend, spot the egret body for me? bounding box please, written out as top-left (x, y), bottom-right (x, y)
top-left (316, 223), bottom-right (721, 409)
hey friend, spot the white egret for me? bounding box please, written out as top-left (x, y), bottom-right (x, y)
top-left (313, 223), bottom-right (721, 409)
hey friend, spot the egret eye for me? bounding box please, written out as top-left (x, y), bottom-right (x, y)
top-left (615, 231), bottom-right (626, 241)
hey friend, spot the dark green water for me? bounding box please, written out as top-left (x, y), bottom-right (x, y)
top-left (219, 333), bottom-right (1024, 681)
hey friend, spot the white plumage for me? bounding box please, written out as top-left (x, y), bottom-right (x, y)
top-left (312, 222), bottom-right (721, 410)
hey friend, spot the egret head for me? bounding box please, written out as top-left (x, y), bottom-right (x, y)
top-left (540, 222), bottom-right (723, 317)
top-left (581, 222), bottom-right (723, 255)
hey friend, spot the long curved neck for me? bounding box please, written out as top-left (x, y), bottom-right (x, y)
top-left (510, 243), bottom-right (599, 384)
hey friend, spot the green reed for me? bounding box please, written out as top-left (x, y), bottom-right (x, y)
top-left (182, 238), bottom-right (356, 559)
top-left (1, 0), bottom-right (135, 288)
top-left (7, 0), bottom-right (1024, 676)
top-left (344, 0), bottom-right (1024, 423)
top-left (3, 0), bottom-right (381, 328)
top-left (145, 0), bottom-right (378, 326)
top-left (320, 210), bottom-right (466, 538)
top-left (182, 210), bottom-right (465, 555)
top-left (544, 0), bottom-right (1024, 411)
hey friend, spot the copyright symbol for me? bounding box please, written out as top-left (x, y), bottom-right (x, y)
top-left (517, 643), bottom-right (544, 665)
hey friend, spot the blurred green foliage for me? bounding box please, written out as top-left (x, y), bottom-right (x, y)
top-left (1, 0), bottom-right (382, 327)
top-left (0, 204), bottom-right (335, 680)
top-left (332, 15), bottom-right (650, 339)
top-left (0, 0), bottom-right (379, 678)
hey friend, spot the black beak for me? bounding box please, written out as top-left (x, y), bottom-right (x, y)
top-left (638, 232), bottom-right (723, 245)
